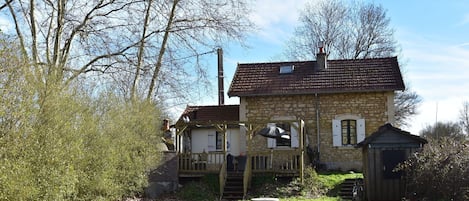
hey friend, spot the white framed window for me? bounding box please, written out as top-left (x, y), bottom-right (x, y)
top-left (208, 131), bottom-right (224, 151)
top-left (267, 122), bottom-right (300, 149)
top-left (332, 115), bottom-right (365, 147)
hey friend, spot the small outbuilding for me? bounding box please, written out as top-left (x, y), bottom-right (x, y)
top-left (357, 123), bottom-right (427, 201)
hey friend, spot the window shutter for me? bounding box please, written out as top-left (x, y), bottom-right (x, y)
top-left (332, 119), bottom-right (342, 147)
top-left (267, 138), bottom-right (276, 148)
top-left (208, 133), bottom-right (216, 151)
top-left (290, 122), bottom-right (299, 148)
top-left (357, 119), bottom-right (366, 143)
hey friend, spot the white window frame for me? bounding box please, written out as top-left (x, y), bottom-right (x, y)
top-left (332, 115), bottom-right (365, 147)
top-left (267, 122), bottom-right (300, 149)
top-left (208, 131), bottom-right (224, 151)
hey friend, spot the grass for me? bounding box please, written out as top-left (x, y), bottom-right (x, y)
top-left (247, 169), bottom-right (362, 201)
top-left (316, 171), bottom-right (363, 197)
top-left (160, 170), bottom-right (363, 201)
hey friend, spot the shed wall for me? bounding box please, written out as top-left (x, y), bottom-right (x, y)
top-left (364, 146), bottom-right (421, 201)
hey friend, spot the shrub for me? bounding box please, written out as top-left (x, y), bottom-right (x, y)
top-left (0, 39), bottom-right (163, 200)
top-left (398, 137), bottom-right (469, 200)
top-left (301, 167), bottom-right (326, 198)
top-left (178, 175), bottom-right (218, 201)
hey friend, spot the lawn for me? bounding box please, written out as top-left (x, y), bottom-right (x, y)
top-left (161, 170), bottom-right (363, 201)
top-left (278, 171), bottom-right (363, 201)
top-left (247, 170), bottom-right (363, 201)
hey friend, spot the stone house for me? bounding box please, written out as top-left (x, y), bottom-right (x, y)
top-left (227, 52), bottom-right (405, 171)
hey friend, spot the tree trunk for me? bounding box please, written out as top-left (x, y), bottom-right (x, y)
top-left (146, 0), bottom-right (179, 100)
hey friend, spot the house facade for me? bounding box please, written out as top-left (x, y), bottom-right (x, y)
top-left (228, 54), bottom-right (405, 171)
top-left (175, 105), bottom-right (246, 172)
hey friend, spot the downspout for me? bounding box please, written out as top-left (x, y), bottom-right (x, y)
top-left (315, 93), bottom-right (321, 158)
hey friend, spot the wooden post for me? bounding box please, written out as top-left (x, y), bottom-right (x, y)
top-left (223, 124), bottom-right (227, 154)
top-left (299, 120), bottom-right (305, 184)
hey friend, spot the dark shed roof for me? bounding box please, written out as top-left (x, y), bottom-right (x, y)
top-left (228, 57), bottom-right (405, 97)
top-left (358, 123), bottom-right (427, 148)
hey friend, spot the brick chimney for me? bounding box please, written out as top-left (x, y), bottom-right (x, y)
top-left (317, 41), bottom-right (327, 69)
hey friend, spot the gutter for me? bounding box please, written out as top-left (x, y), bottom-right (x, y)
top-left (315, 93), bottom-right (321, 158)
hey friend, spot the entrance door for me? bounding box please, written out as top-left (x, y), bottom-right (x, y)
top-left (382, 150), bottom-right (405, 179)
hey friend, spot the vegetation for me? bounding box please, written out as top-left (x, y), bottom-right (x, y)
top-left (459, 101), bottom-right (469, 135)
top-left (0, 0), bottom-right (255, 199)
top-left (177, 175), bottom-right (219, 201)
top-left (159, 169), bottom-right (361, 201)
top-left (0, 38), bottom-right (163, 200)
top-left (398, 137), bottom-right (469, 200)
top-left (246, 168), bottom-right (361, 200)
top-left (1, 0), bottom-right (253, 107)
top-left (420, 121), bottom-right (465, 140)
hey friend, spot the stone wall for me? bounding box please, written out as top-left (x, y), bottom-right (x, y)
top-left (241, 91), bottom-right (394, 171)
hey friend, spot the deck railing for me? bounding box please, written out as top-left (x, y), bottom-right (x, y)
top-left (249, 149), bottom-right (301, 174)
top-left (219, 159), bottom-right (227, 199)
top-left (178, 150), bottom-right (301, 175)
top-left (243, 155), bottom-right (252, 198)
top-left (178, 152), bottom-right (225, 173)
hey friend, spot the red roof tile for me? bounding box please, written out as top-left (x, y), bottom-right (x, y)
top-left (228, 57), bottom-right (405, 97)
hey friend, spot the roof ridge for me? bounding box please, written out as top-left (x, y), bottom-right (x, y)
top-left (186, 104), bottom-right (239, 108)
top-left (236, 56), bottom-right (398, 66)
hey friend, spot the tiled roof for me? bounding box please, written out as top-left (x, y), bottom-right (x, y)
top-left (177, 105), bottom-right (239, 123)
top-left (228, 57), bottom-right (405, 97)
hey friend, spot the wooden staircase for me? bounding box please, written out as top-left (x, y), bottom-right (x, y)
top-left (338, 178), bottom-right (364, 200)
top-left (222, 172), bottom-right (244, 200)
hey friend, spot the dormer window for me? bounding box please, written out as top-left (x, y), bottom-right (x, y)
top-left (279, 65), bottom-right (294, 74)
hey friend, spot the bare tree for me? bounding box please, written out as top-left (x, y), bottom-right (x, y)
top-left (394, 89), bottom-right (422, 127)
top-left (2, 0), bottom-right (254, 105)
top-left (286, 0), bottom-right (395, 60)
top-left (420, 121), bottom-right (465, 141)
top-left (285, 0), bottom-right (421, 126)
top-left (459, 101), bottom-right (469, 135)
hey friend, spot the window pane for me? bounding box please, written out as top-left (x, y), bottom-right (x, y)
top-left (216, 132), bottom-right (222, 150)
top-left (276, 123), bottom-right (291, 147)
top-left (341, 120), bottom-right (357, 145)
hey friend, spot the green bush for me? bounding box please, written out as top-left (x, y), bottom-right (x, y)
top-left (0, 39), bottom-right (162, 200)
top-left (398, 138), bottom-right (469, 200)
top-left (300, 167), bottom-right (327, 198)
top-left (178, 175), bottom-right (218, 201)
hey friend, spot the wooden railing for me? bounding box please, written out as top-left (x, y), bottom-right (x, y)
top-left (249, 149), bottom-right (301, 174)
top-left (178, 150), bottom-right (301, 175)
top-left (243, 155), bottom-right (252, 198)
top-left (178, 152), bottom-right (225, 173)
top-left (219, 159), bottom-right (227, 199)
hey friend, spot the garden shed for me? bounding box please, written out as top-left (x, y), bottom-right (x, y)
top-left (357, 123), bottom-right (427, 201)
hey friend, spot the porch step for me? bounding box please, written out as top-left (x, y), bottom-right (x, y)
top-left (222, 172), bottom-right (244, 200)
top-left (338, 178), bottom-right (363, 200)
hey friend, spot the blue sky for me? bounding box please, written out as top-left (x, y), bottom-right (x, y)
top-left (197, 0), bottom-right (469, 134)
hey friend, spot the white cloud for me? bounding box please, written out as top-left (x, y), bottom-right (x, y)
top-left (398, 31), bottom-right (469, 134)
top-left (249, 0), bottom-right (311, 44)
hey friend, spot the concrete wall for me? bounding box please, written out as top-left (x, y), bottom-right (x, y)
top-left (146, 151), bottom-right (178, 199)
top-left (240, 91), bottom-right (395, 171)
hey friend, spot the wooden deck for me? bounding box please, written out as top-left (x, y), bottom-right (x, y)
top-left (178, 150), bottom-right (301, 176)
